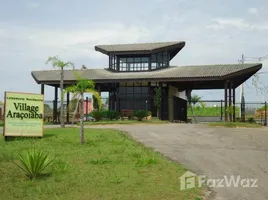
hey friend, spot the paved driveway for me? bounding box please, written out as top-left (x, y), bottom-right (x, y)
top-left (90, 124), bottom-right (268, 200)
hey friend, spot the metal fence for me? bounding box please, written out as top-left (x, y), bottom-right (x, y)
top-left (187, 100), bottom-right (267, 125)
top-left (44, 98), bottom-right (268, 125)
top-left (44, 97), bottom-right (109, 123)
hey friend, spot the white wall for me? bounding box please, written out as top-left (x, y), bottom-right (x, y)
top-left (175, 90), bottom-right (187, 100)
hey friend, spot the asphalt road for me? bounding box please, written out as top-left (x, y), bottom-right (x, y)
top-left (89, 124), bottom-right (268, 200)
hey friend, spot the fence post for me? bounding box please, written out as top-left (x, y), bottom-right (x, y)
top-left (265, 101), bottom-right (267, 126)
top-left (220, 100), bottom-right (223, 121)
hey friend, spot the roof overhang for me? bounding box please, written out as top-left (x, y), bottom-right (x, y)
top-left (31, 63), bottom-right (262, 90)
top-left (95, 41), bottom-right (185, 61)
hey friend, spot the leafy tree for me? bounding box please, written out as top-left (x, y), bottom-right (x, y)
top-left (188, 94), bottom-right (202, 123)
top-left (153, 87), bottom-right (162, 118)
top-left (46, 56), bottom-right (74, 128)
top-left (65, 74), bottom-right (101, 144)
top-left (93, 94), bottom-right (101, 110)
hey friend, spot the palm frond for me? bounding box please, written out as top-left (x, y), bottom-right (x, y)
top-left (64, 61), bottom-right (75, 69)
top-left (46, 56), bottom-right (75, 69)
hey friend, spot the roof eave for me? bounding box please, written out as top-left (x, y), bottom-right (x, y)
top-left (94, 41), bottom-right (186, 57)
top-left (31, 72), bottom-right (40, 84)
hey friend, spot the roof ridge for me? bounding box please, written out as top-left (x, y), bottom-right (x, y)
top-left (95, 41), bottom-right (183, 47)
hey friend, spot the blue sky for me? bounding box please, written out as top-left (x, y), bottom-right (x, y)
top-left (0, 0), bottom-right (268, 102)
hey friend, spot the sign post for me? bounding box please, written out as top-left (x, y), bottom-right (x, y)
top-left (3, 92), bottom-right (44, 139)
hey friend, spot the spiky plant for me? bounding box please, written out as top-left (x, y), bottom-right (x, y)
top-left (13, 149), bottom-right (54, 179)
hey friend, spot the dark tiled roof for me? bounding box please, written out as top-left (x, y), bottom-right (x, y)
top-left (95, 41), bottom-right (185, 55)
top-left (31, 63), bottom-right (262, 83)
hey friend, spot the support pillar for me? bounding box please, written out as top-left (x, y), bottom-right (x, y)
top-left (229, 81), bottom-right (232, 122)
top-left (41, 84), bottom-right (44, 95)
top-left (220, 100), bottom-right (223, 121)
top-left (115, 83), bottom-right (119, 111)
top-left (159, 82), bottom-right (163, 120)
top-left (66, 92), bottom-right (70, 123)
top-left (53, 86), bottom-right (58, 124)
top-left (148, 82), bottom-right (151, 113)
top-left (224, 81), bottom-right (228, 122)
top-left (233, 87), bottom-right (236, 122)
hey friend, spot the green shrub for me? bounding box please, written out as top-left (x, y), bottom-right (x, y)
top-left (247, 117), bottom-right (256, 123)
top-left (104, 110), bottom-right (120, 120)
top-left (13, 149), bottom-right (54, 179)
top-left (133, 110), bottom-right (149, 121)
top-left (90, 110), bottom-right (105, 121)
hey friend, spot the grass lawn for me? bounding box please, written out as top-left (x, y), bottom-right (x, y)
top-left (84, 118), bottom-right (169, 125)
top-left (0, 128), bottom-right (202, 200)
top-left (188, 106), bottom-right (240, 117)
top-left (208, 122), bottom-right (263, 128)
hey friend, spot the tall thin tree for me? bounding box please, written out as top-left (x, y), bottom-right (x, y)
top-left (189, 94), bottom-right (202, 123)
top-left (65, 73), bottom-right (101, 144)
top-left (46, 56), bottom-right (74, 128)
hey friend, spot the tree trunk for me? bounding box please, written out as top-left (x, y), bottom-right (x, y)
top-left (80, 93), bottom-right (85, 144)
top-left (191, 105), bottom-right (197, 123)
top-left (60, 68), bottom-right (65, 128)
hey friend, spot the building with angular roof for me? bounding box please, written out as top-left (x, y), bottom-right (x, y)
top-left (31, 41), bottom-right (262, 123)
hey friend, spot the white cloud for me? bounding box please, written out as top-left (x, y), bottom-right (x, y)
top-left (207, 17), bottom-right (268, 31)
top-left (0, 23), bottom-right (150, 62)
top-left (248, 7), bottom-right (258, 15)
top-left (26, 2), bottom-right (40, 9)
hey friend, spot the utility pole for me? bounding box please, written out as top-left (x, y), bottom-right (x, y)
top-left (238, 53), bottom-right (268, 122)
top-left (240, 54), bottom-right (246, 122)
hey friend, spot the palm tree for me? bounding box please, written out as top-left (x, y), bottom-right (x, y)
top-left (189, 94), bottom-right (202, 123)
top-left (65, 74), bottom-right (101, 144)
top-left (46, 56), bottom-right (74, 128)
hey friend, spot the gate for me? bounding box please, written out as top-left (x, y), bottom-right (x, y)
top-left (173, 96), bottom-right (187, 122)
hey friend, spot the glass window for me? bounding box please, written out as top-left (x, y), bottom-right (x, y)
top-left (127, 58), bottom-right (133, 62)
top-left (126, 87), bottom-right (133, 94)
top-left (134, 57), bottom-right (141, 62)
top-left (151, 54), bottom-right (157, 62)
top-left (120, 58), bottom-right (126, 62)
top-left (142, 57), bottom-right (149, 62)
top-left (117, 56), bottom-right (151, 71)
top-left (157, 53), bottom-right (163, 62)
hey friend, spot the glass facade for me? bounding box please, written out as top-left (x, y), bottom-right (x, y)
top-left (151, 52), bottom-right (169, 70)
top-left (109, 55), bottom-right (117, 71)
top-left (109, 51), bottom-right (170, 72)
top-left (119, 57), bottom-right (149, 71)
top-left (118, 83), bottom-right (149, 110)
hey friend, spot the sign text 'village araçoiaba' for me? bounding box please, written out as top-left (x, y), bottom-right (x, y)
top-left (4, 92), bottom-right (44, 137)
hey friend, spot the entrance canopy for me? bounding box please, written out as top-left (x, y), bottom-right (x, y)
top-left (32, 63), bottom-right (262, 90)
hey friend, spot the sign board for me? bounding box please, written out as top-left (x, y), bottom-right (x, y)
top-left (4, 92), bottom-right (44, 137)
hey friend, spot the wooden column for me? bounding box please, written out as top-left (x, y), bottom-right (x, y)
top-left (224, 81), bottom-right (228, 122)
top-left (66, 92), bottom-right (70, 123)
top-left (41, 84), bottom-right (44, 95)
top-left (53, 86), bottom-right (58, 123)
